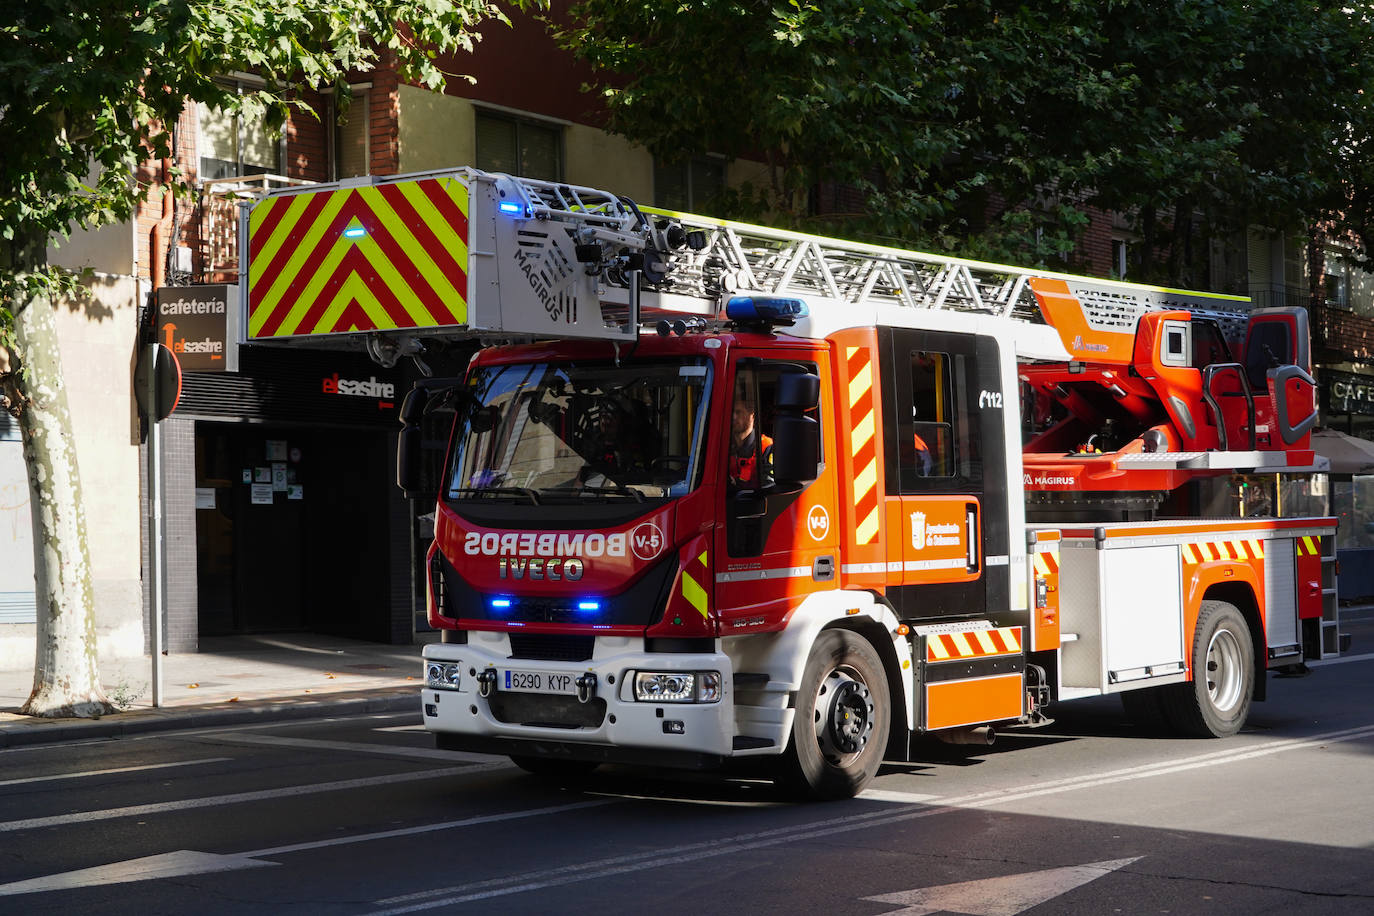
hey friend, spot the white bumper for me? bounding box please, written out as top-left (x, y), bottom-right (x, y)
top-left (421, 635), bottom-right (736, 760)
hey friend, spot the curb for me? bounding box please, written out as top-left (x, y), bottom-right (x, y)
top-left (0, 687), bottom-right (418, 749)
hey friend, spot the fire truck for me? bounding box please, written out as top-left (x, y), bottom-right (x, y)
top-left (242, 168), bottom-right (1343, 800)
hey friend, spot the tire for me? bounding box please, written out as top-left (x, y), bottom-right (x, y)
top-left (1161, 600), bottom-right (1254, 737)
top-left (509, 755), bottom-right (600, 782)
top-left (775, 629), bottom-right (891, 800)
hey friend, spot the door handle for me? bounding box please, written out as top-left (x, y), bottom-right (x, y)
top-left (965, 503), bottom-right (979, 572)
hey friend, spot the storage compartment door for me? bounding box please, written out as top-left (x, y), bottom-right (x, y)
top-left (1102, 545), bottom-right (1185, 685)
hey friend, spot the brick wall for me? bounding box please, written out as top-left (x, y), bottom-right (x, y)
top-left (369, 53), bottom-right (401, 176)
top-left (1313, 304), bottom-right (1374, 365)
top-left (286, 90), bottom-right (330, 183)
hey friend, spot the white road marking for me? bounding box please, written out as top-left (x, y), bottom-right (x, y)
top-left (6, 722), bottom-right (1374, 904)
top-left (202, 732), bottom-right (502, 764)
top-left (243, 799), bottom-right (615, 858)
top-left (0, 851), bottom-right (277, 897)
top-left (0, 711), bottom-right (421, 756)
top-left (0, 800), bottom-right (616, 897)
top-left (0, 758), bottom-right (231, 788)
top-left (366, 722), bottom-right (1374, 913)
top-left (861, 857), bottom-right (1142, 915)
top-left (859, 789), bottom-right (942, 804)
top-left (0, 767), bottom-right (472, 834)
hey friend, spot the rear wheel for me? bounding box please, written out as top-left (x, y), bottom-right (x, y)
top-left (1162, 600), bottom-right (1253, 737)
top-left (509, 755), bottom-right (600, 782)
top-left (775, 629), bottom-right (891, 800)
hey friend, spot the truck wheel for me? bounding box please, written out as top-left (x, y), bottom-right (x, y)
top-left (509, 755), bottom-right (599, 782)
top-left (1162, 600), bottom-right (1253, 737)
top-left (776, 629), bottom-right (890, 800)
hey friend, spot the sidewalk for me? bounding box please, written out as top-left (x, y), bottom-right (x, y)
top-left (0, 633), bottom-right (435, 748)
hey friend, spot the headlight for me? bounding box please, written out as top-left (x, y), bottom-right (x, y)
top-left (425, 662), bottom-right (463, 690)
top-left (632, 670), bottom-right (722, 703)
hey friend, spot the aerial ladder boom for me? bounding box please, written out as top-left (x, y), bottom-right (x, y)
top-left (242, 167), bottom-right (1248, 348)
top-left (242, 168), bottom-right (1320, 478)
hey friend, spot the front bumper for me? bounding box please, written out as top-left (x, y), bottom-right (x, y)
top-left (421, 634), bottom-right (736, 762)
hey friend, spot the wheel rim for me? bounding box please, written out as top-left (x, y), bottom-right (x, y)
top-left (1205, 626), bottom-right (1245, 713)
top-left (813, 665), bottom-right (875, 763)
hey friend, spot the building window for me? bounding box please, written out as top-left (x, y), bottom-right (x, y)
top-left (334, 88), bottom-right (370, 180)
top-left (654, 157), bottom-right (726, 212)
top-left (475, 111), bottom-right (562, 180)
top-left (196, 80), bottom-right (283, 180)
top-left (1326, 255), bottom-right (1350, 309)
top-left (1112, 239), bottom-right (1129, 280)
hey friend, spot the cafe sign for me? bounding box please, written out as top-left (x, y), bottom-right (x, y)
top-left (155, 285), bottom-right (239, 372)
top-left (1324, 368), bottom-right (1374, 416)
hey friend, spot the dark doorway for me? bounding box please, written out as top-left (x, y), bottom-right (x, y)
top-left (195, 423), bottom-right (392, 641)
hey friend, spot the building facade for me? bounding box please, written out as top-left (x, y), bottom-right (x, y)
top-left (4, 9), bottom-right (1371, 670)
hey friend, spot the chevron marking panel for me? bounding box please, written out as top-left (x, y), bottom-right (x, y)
top-left (248, 177), bottom-right (470, 339)
top-left (925, 626), bottom-right (1023, 662)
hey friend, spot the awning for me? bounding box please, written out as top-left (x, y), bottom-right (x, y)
top-left (1310, 428), bottom-right (1374, 474)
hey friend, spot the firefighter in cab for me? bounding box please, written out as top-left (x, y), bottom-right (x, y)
top-left (729, 398), bottom-right (773, 490)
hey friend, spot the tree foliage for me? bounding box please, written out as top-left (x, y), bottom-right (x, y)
top-left (0, 0), bottom-right (520, 716)
top-left (563, 0), bottom-right (1374, 286)
top-left (1, 0), bottom-right (513, 290)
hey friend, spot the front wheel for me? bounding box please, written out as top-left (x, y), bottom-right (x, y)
top-left (1162, 600), bottom-right (1254, 737)
top-left (775, 629), bottom-right (891, 800)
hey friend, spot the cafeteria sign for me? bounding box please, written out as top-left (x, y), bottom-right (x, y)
top-left (155, 285), bottom-right (239, 372)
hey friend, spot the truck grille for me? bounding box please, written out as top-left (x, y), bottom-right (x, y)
top-left (488, 693), bottom-right (606, 729)
top-left (508, 634), bottom-right (594, 661)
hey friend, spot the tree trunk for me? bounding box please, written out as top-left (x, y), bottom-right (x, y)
top-left (8, 244), bottom-right (113, 717)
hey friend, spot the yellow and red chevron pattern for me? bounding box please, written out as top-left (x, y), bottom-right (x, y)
top-left (248, 177), bottom-right (470, 339)
top-left (679, 548), bottom-right (710, 620)
top-left (1180, 538), bottom-right (1266, 565)
top-left (1295, 536), bottom-right (1322, 557)
top-left (1034, 546), bottom-right (1059, 577)
top-left (926, 626), bottom-right (1022, 662)
top-left (846, 346), bottom-right (880, 544)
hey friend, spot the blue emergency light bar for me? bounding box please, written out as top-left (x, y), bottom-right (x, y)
top-left (343, 226), bottom-right (367, 238)
top-left (498, 201), bottom-right (524, 214)
top-left (725, 295), bottom-right (809, 325)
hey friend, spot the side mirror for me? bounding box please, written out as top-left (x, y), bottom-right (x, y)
top-left (771, 369), bottom-right (822, 487)
top-left (396, 385), bottom-right (429, 498)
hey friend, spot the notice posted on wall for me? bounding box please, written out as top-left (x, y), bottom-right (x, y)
top-left (195, 488), bottom-right (217, 510)
top-left (287, 484), bottom-right (304, 501)
top-left (250, 483), bottom-right (274, 505)
top-left (272, 463), bottom-right (288, 491)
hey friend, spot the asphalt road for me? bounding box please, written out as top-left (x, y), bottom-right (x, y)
top-left (1, 647), bottom-right (1371, 915)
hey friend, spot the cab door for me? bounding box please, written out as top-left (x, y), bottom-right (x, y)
top-left (881, 329), bottom-right (1009, 620)
top-left (715, 349), bottom-right (839, 632)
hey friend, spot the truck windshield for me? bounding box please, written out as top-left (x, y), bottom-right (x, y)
top-left (448, 358), bottom-right (713, 502)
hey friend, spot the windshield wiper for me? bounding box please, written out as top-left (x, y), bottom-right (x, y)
top-left (544, 485), bottom-right (645, 503)
top-left (448, 486), bottom-right (541, 505)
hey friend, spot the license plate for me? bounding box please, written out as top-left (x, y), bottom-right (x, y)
top-left (500, 668), bottom-right (577, 695)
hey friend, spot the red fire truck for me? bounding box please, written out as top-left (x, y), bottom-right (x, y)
top-left (243, 168), bottom-right (1343, 799)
